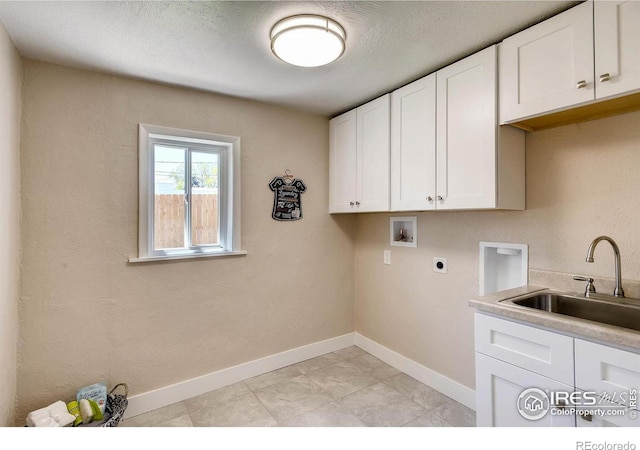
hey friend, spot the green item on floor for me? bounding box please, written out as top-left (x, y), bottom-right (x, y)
top-left (89, 399), bottom-right (103, 421)
top-left (67, 401), bottom-right (82, 426)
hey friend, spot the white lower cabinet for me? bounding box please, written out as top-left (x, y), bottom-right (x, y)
top-left (476, 353), bottom-right (576, 427)
top-left (575, 395), bottom-right (640, 428)
top-left (574, 339), bottom-right (640, 427)
top-left (475, 312), bottom-right (640, 427)
top-left (575, 339), bottom-right (640, 397)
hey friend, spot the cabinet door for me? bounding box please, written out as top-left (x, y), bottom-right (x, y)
top-left (499, 1), bottom-right (594, 123)
top-left (329, 110), bottom-right (357, 213)
top-left (390, 74), bottom-right (436, 211)
top-left (356, 94), bottom-right (390, 212)
top-left (476, 353), bottom-right (576, 427)
top-left (595, 1), bottom-right (640, 99)
top-left (436, 46), bottom-right (497, 210)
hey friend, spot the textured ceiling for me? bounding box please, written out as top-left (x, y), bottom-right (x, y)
top-left (0, 1), bottom-right (578, 116)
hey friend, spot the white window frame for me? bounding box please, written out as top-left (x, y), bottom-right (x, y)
top-left (130, 124), bottom-right (245, 262)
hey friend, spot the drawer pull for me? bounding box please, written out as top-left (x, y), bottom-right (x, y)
top-left (579, 411), bottom-right (593, 422)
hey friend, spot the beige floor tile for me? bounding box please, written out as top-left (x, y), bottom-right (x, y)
top-left (292, 353), bottom-right (343, 374)
top-left (384, 373), bottom-right (451, 411)
top-left (284, 401), bottom-right (366, 427)
top-left (431, 400), bottom-right (476, 427)
top-left (119, 350), bottom-right (469, 429)
top-left (339, 382), bottom-right (425, 427)
top-left (184, 382), bottom-right (251, 413)
top-left (254, 375), bottom-right (332, 424)
top-left (348, 354), bottom-right (401, 380)
top-left (121, 401), bottom-right (188, 427)
top-left (404, 410), bottom-right (453, 427)
top-left (305, 360), bottom-right (379, 400)
top-left (244, 365), bottom-right (302, 391)
top-left (189, 391), bottom-right (278, 427)
top-left (333, 346), bottom-right (366, 360)
top-left (155, 414), bottom-right (194, 427)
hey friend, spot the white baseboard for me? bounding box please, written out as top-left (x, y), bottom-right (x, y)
top-left (354, 333), bottom-right (476, 411)
top-left (125, 331), bottom-right (476, 419)
top-left (124, 333), bottom-right (356, 419)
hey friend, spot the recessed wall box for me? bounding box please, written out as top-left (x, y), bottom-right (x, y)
top-left (390, 217), bottom-right (417, 248)
top-left (479, 241), bottom-right (528, 295)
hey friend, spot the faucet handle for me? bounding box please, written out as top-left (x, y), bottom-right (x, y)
top-left (573, 275), bottom-right (596, 296)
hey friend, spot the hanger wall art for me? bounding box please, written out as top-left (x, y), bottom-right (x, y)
top-left (269, 169), bottom-right (307, 221)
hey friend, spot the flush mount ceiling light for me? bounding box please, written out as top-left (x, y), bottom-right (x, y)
top-left (270, 15), bottom-right (346, 67)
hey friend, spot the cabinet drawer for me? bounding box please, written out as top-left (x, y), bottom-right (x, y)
top-left (575, 339), bottom-right (640, 403)
top-left (475, 313), bottom-right (574, 385)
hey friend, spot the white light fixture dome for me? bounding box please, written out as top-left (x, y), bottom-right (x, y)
top-left (270, 15), bottom-right (346, 67)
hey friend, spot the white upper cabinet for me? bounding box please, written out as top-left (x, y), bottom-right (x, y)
top-left (499, 1), bottom-right (595, 124)
top-left (390, 74), bottom-right (437, 211)
top-left (332, 47), bottom-right (526, 214)
top-left (375, 46), bottom-right (524, 213)
top-left (329, 110), bottom-right (357, 213)
top-left (437, 45), bottom-right (524, 211)
top-left (329, 95), bottom-right (390, 213)
top-left (500, 1), bottom-right (640, 125)
top-left (356, 95), bottom-right (391, 212)
top-left (594, 1), bottom-right (640, 100)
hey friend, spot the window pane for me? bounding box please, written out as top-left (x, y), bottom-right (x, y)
top-left (154, 145), bottom-right (186, 250)
top-left (191, 151), bottom-right (219, 246)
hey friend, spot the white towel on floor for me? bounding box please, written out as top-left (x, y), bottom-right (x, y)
top-left (26, 400), bottom-right (76, 427)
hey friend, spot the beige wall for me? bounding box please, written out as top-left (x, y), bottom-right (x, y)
top-left (17, 60), bottom-right (356, 423)
top-left (15, 53), bottom-right (640, 424)
top-left (355, 111), bottom-right (640, 390)
top-left (0, 23), bottom-right (21, 426)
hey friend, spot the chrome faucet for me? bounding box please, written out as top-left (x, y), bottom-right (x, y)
top-left (585, 236), bottom-right (625, 298)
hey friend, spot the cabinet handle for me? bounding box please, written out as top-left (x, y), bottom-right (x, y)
top-left (355, 201), bottom-right (360, 206)
top-left (599, 73), bottom-right (611, 83)
top-left (349, 202), bottom-right (355, 206)
top-left (576, 80), bottom-right (587, 89)
top-left (427, 196), bottom-right (433, 202)
top-left (579, 411), bottom-right (593, 422)
top-left (437, 195), bottom-right (444, 201)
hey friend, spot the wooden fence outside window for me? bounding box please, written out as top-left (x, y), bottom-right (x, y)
top-left (154, 194), bottom-right (219, 249)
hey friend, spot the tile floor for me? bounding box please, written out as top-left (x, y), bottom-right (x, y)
top-left (121, 346), bottom-right (476, 427)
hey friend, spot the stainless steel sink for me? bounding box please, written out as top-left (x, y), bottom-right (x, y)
top-left (500, 290), bottom-right (640, 332)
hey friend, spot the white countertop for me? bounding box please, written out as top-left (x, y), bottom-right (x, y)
top-left (469, 285), bottom-right (640, 351)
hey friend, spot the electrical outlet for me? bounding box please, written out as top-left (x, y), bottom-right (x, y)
top-left (384, 250), bottom-right (391, 265)
top-left (433, 257), bottom-right (447, 273)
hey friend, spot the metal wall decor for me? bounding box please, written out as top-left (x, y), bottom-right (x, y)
top-left (269, 169), bottom-right (306, 221)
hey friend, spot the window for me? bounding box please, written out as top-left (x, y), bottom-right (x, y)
top-left (132, 124), bottom-right (244, 262)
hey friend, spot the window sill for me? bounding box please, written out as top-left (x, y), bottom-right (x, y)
top-left (128, 250), bottom-right (248, 264)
